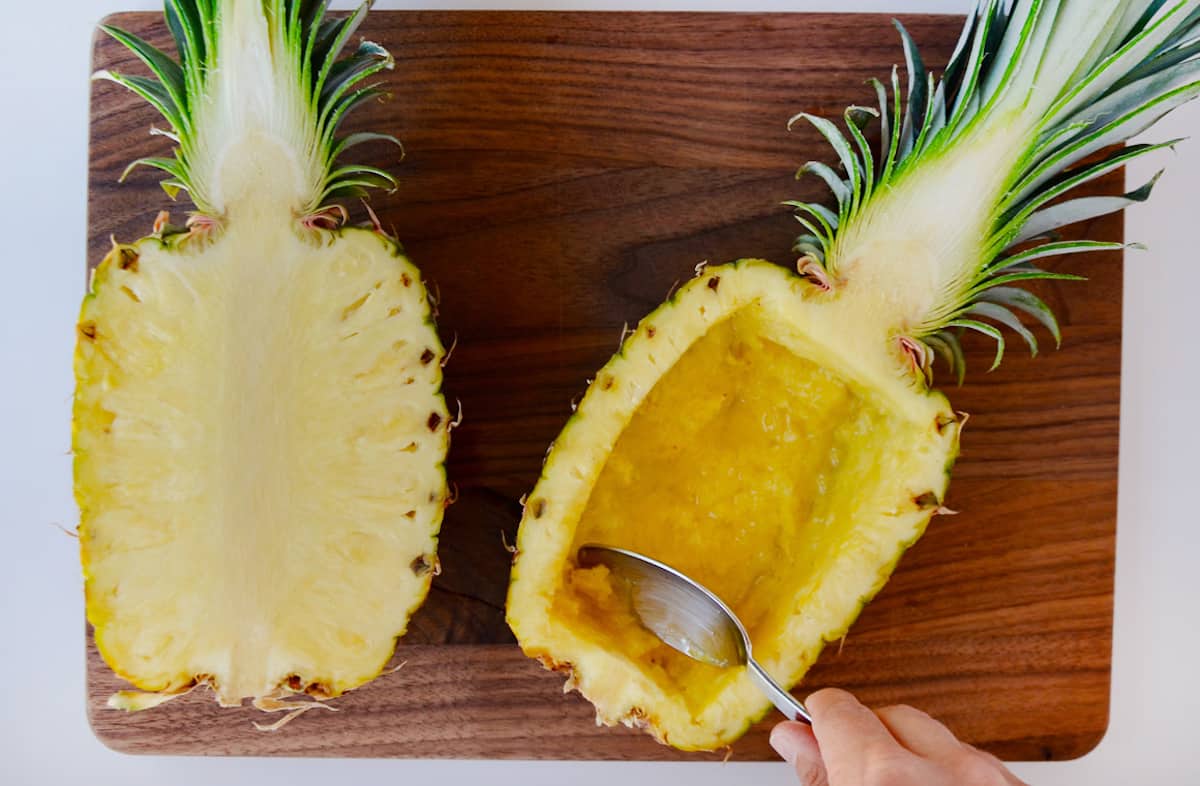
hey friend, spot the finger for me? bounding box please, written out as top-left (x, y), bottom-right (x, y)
top-left (875, 704), bottom-right (963, 760)
top-left (806, 688), bottom-right (903, 775)
top-left (770, 721), bottom-right (821, 763)
top-left (770, 722), bottom-right (829, 786)
top-left (967, 746), bottom-right (1030, 786)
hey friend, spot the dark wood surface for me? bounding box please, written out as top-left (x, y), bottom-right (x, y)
top-left (87, 11), bottom-right (1119, 760)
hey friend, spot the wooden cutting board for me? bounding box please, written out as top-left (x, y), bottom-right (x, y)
top-left (86, 11), bottom-right (1119, 761)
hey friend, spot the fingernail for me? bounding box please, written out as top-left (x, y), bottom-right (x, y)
top-left (769, 724), bottom-right (801, 763)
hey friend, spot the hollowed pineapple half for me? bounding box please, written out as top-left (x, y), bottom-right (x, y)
top-left (508, 262), bottom-right (958, 749)
top-left (508, 0), bottom-right (1200, 750)
top-left (77, 1), bottom-right (448, 713)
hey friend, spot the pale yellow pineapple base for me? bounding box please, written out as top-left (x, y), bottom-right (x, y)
top-left (75, 225), bottom-right (448, 707)
top-left (508, 261), bottom-right (960, 750)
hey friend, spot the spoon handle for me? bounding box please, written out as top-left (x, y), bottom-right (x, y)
top-left (747, 658), bottom-right (812, 724)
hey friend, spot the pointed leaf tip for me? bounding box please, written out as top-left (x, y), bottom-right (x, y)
top-left (969, 302), bottom-right (1039, 358)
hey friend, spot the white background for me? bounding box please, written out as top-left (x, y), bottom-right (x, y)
top-left (2, 1), bottom-right (1197, 783)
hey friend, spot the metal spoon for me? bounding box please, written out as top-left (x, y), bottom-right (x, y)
top-left (578, 544), bottom-right (812, 724)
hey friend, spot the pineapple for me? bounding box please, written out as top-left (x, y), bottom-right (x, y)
top-left (507, 0), bottom-right (1200, 751)
top-left (76, 0), bottom-right (449, 715)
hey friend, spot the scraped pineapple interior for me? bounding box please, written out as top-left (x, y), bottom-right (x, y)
top-left (550, 307), bottom-right (925, 712)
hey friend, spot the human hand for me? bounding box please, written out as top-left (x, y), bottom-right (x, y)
top-left (769, 688), bottom-right (1027, 786)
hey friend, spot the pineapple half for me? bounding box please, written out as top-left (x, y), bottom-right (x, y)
top-left (508, 0), bottom-right (1200, 751)
top-left (76, 1), bottom-right (449, 714)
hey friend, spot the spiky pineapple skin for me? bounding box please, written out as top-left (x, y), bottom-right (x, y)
top-left (76, 226), bottom-right (449, 705)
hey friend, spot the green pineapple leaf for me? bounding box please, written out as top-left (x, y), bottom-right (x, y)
top-left (96, 0), bottom-right (400, 218)
top-left (786, 0), bottom-right (1200, 384)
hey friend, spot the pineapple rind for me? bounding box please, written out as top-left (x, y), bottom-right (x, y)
top-left (76, 227), bottom-right (448, 706)
top-left (507, 260), bottom-right (959, 750)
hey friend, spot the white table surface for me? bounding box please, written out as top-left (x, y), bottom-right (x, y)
top-left (2, 1), bottom-right (1197, 783)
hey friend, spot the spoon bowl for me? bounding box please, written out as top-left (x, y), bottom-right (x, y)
top-left (578, 544), bottom-right (812, 724)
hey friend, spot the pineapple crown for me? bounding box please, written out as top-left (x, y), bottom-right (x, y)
top-left (787, 0), bottom-right (1200, 384)
top-left (95, 0), bottom-right (401, 219)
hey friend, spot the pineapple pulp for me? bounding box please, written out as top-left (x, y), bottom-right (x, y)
top-left (559, 313), bottom-right (909, 705)
top-left (76, 219), bottom-right (447, 704)
top-left (508, 262), bottom-right (958, 749)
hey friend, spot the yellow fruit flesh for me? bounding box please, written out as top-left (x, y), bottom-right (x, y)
top-left (75, 225), bottom-right (447, 705)
top-left (550, 310), bottom-right (910, 714)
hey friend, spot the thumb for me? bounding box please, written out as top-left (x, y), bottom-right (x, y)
top-left (770, 722), bottom-right (829, 786)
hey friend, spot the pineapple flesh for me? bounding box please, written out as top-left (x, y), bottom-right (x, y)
top-left (508, 0), bottom-right (1200, 750)
top-left (77, 1), bottom-right (448, 710)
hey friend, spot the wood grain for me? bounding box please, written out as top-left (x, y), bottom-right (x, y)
top-left (86, 11), bottom-right (1118, 760)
